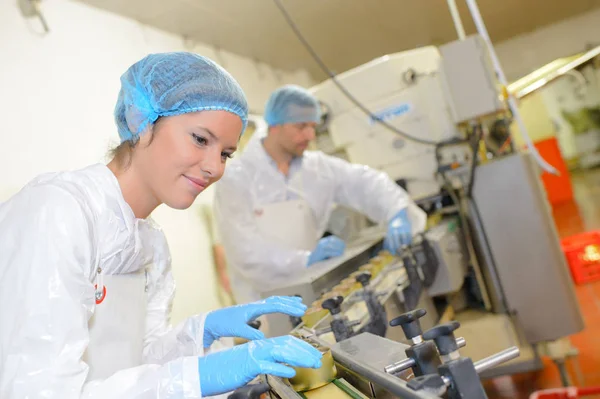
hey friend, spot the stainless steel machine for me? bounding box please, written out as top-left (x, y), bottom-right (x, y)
top-left (228, 308), bottom-right (521, 399)
top-left (236, 1), bottom-right (585, 396)
top-left (308, 25), bottom-right (586, 371)
top-left (255, 32), bottom-right (584, 388)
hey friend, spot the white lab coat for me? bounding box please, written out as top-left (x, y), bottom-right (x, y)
top-left (214, 138), bottom-right (427, 304)
top-left (0, 164), bottom-right (215, 398)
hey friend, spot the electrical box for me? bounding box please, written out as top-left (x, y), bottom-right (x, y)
top-left (310, 48), bottom-right (464, 200)
top-left (440, 35), bottom-right (505, 124)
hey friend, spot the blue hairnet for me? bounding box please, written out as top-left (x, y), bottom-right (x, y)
top-left (115, 52), bottom-right (248, 142)
top-left (264, 85), bottom-right (321, 126)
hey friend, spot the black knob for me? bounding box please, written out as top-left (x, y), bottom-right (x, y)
top-left (248, 320), bottom-right (262, 330)
top-left (228, 382), bottom-right (270, 399)
top-left (356, 272), bottom-right (372, 287)
top-left (390, 308), bottom-right (427, 340)
top-left (322, 296), bottom-right (344, 315)
top-left (423, 321), bottom-right (460, 356)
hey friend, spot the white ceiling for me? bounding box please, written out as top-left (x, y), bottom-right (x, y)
top-left (76, 0), bottom-right (600, 79)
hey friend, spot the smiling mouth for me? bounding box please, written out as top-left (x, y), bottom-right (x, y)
top-left (184, 175), bottom-right (209, 190)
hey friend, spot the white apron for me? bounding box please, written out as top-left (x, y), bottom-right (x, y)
top-left (84, 268), bottom-right (147, 381)
top-left (250, 198), bottom-right (320, 335)
top-left (84, 269), bottom-right (234, 399)
top-left (231, 169), bottom-right (320, 305)
top-left (254, 199), bottom-right (319, 252)
top-left (254, 169), bottom-right (319, 252)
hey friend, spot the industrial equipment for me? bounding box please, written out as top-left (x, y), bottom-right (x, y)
top-left (229, 0), bottom-right (584, 396)
top-left (254, 33), bottom-right (583, 392)
top-left (227, 307), bottom-right (520, 399)
top-left (304, 34), bottom-right (584, 383)
top-left (259, 226), bottom-right (447, 343)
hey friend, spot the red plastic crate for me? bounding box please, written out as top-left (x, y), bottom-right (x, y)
top-left (561, 231), bottom-right (600, 285)
top-left (530, 386), bottom-right (600, 398)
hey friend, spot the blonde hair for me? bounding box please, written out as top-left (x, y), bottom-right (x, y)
top-left (108, 118), bottom-right (160, 169)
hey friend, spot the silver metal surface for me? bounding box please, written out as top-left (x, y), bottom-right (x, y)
top-left (290, 261), bottom-right (411, 343)
top-left (331, 333), bottom-right (438, 399)
top-left (384, 358), bottom-right (416, 374)
top-left (332, 332), bottom-right (412, 374)
top-left (471, 153), bottom-right (584, 342)
top-left (474, 346), bottom-right (521, 374)
top-left (262, 227), bottom-right (385, 299)
top-left (441, 375), bottom-right (452, 387)
top-left (264, 374), bottom-right (302, 399)
top-left (439, 35), bottom-right (505, 124)
top-left (383, 337), bottom-right (466, 374)
top-left (424, 221), bottom-right (469, 297)
top-left (260, 228), bottom-right (385, 338)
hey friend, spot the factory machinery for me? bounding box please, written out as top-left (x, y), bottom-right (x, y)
top-left (231, 318), bottom-right (520, 399)
top-left (253, 30), bottom-right (584, 386)
top-left (235, 37), bottom-right (584, 399)
top-left (226, 2), bottom-right (585, 397)
top-left (227, 239), bottom-right (520, 399)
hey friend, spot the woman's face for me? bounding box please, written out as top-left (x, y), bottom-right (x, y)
top-left (133, 110), bottom-right (242, 210)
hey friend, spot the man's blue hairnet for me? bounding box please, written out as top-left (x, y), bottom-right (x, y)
top-left (264, 85), bottom-right (321, 126)
top-left (115, 52), bottom-right (248, 143)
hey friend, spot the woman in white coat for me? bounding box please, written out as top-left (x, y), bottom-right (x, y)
top-left (0, 52), bottom-right (321, 398)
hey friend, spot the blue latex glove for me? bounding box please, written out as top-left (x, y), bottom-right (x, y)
top-left (307, 236), bottom-right (346, 266)
top-left (383, 209), bottom-right (413, 255)
top-left (203, 296), bottom-right (307, 347)
top-left (198, 336), bottom-right (323, 396)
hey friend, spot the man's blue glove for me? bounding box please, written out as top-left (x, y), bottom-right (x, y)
top-left (198, 335), bottom-right (323, 396)
top-left (203, 296), bottom-right (307, 348)
top-left (383, 208), bottom-right (413, 255)
top-left (307, 236), bottom-right (346, 267)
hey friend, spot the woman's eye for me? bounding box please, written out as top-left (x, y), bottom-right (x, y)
top-left (192, 133), bottom-right (207, 146)
top-left (221, 152), bottom-right (233, 161)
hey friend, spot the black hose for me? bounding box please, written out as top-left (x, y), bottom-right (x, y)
top-left (272, 0), bottom-right (440, 146)
top-left (466, 124), bottom-right (483, 198)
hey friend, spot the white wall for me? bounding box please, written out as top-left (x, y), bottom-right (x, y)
top-left (0, 0), bottom-right (314, 324)
top-left (496, 8), bottom-right (600, 81)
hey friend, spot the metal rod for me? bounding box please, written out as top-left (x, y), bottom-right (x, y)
top-left (463, 0), bottom-right (557, 175)
top-left (446, 0), bottom-right (466, 40)
top-left (473, 346), bottom-right (520, 374)
top-left (330, 346), bottom-right (439, 399)
top-left (384, 337), bottom-right (466, 374)
top-left (384, 357), bottom-right (416, 375)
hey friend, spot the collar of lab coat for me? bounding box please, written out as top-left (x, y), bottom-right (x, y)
top-left (87, 163), bottom-right (137, 226)
top-left (244, 138), bottom-right (304, 181)
top-left (76, 164), bottom-right (162, 275)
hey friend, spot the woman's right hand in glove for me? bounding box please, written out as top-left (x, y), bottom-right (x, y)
top-left (307, 236), bottom-right (346, 266)
top-left (197, 335), bottom-right (323, 397)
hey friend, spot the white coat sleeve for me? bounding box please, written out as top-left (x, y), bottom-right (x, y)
top-left (0, 185), bottom-right (203, 399)
top-left (323, 153), bottom-right (427, 232)
top-left (141, 229), bottom-right (209, 365)
top-left (214, 173), bottom-right (310, 288)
